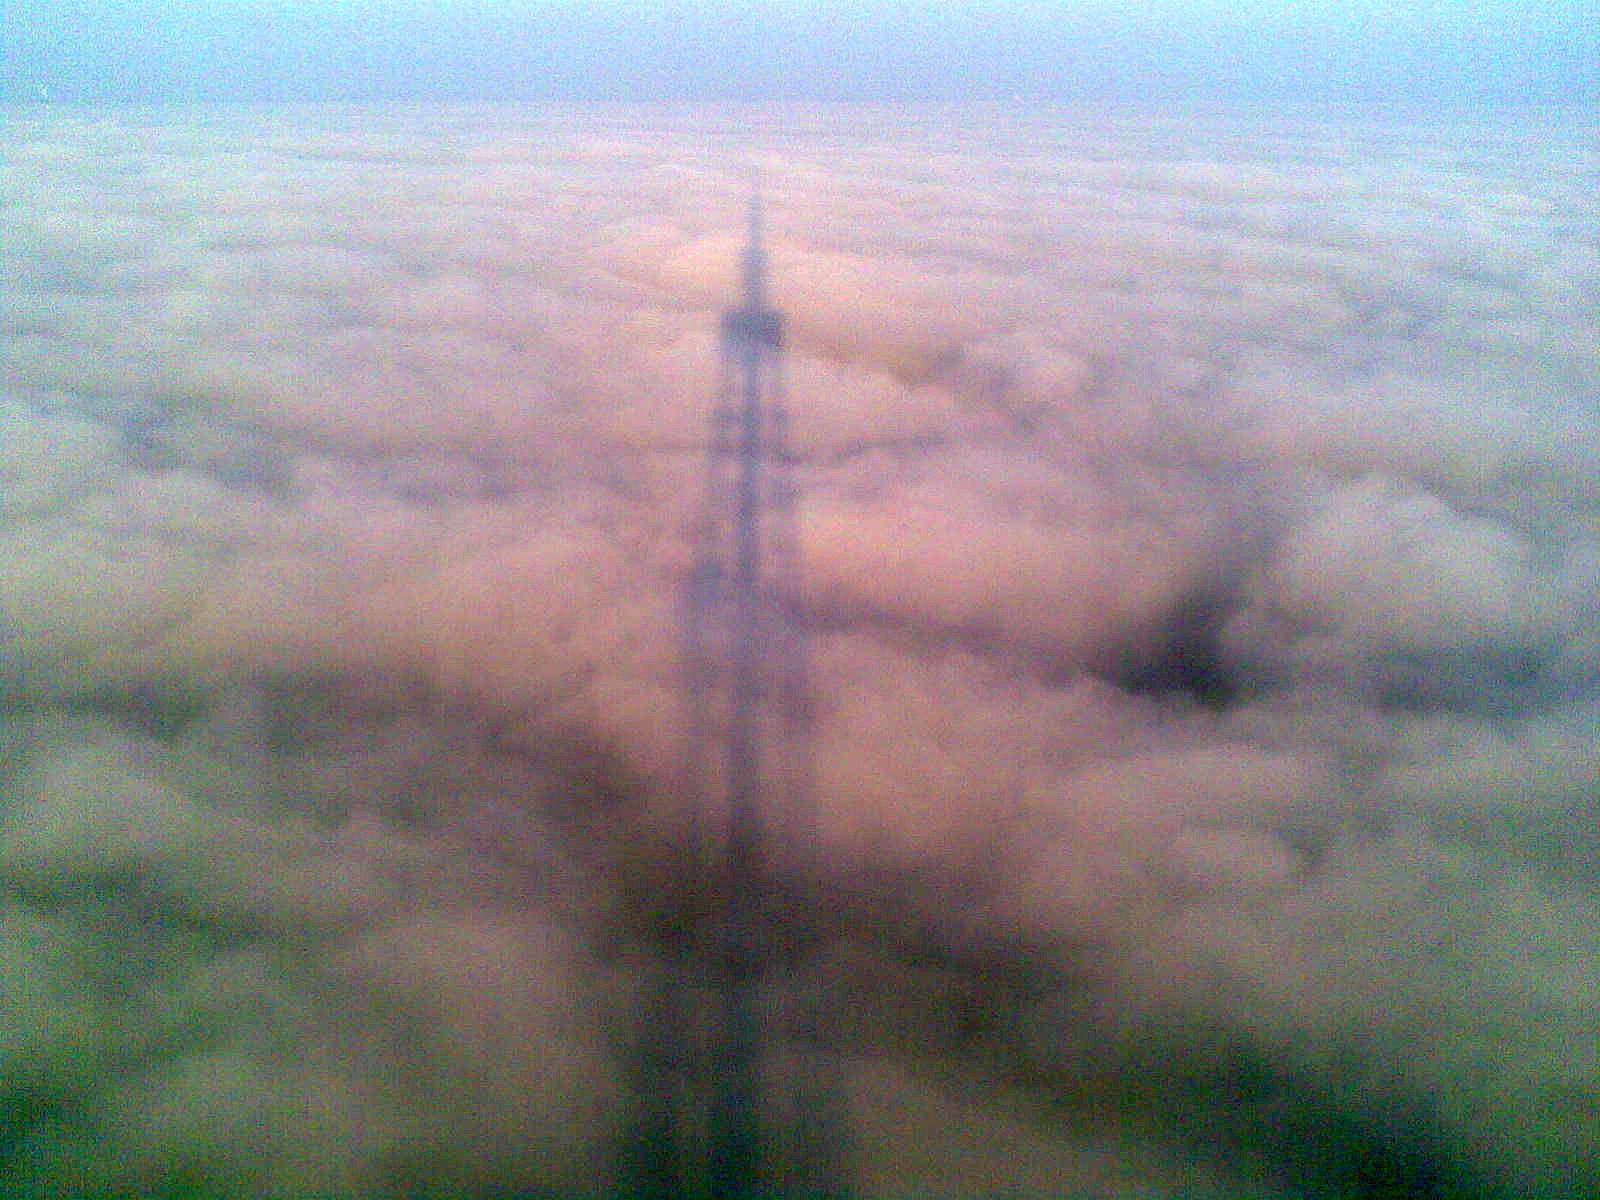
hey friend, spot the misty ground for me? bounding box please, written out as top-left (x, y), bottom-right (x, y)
top-left (1, 102), bottom-right (1597, 1198)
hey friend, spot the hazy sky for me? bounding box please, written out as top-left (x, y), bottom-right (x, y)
top-left (2, 0), bottom-right (1595, 104)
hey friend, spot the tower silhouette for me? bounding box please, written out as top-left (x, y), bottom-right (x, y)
top-left (683, 177), bottom-right (810, 882)
top-left (625, 175), bottom-right (842, 1200)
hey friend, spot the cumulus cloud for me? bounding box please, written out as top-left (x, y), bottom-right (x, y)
top-left (0, 102), bottom-right (1596, 1197)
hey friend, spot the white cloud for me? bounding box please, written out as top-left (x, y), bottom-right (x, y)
top-left (0, 102), bottom-right (1595, 1197)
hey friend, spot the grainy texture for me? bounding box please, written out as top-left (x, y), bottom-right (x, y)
top-left (1, 103), bottom-right (1596, 1198)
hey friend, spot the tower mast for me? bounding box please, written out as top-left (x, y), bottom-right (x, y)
top-left (707, 175), bottom-right (786, 1199)
top-left (633, 172), bottom-right (835, 1200)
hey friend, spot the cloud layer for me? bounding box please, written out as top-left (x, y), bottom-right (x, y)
top-left (1, 102), bottom-right (1597, 1197)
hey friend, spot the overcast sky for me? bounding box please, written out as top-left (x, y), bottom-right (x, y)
top-left (2, 0), bottom-right (1595, 105)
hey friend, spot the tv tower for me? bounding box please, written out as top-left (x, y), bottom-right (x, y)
top-left (684, 169), bottom-right (808, 885)
top-left (625, 175), bottom-right (842, 1200)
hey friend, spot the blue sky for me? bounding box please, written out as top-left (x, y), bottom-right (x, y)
top-left (1, 1), bottom-right (1594, 104)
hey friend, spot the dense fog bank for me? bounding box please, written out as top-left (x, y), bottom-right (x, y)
top-left (1, 103), bottom-right (1597, 1197)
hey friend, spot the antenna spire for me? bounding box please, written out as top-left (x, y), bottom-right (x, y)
top-left (741, 168), bottom-right (768, 310)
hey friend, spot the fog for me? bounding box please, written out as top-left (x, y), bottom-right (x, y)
top-left (1, 101), bottom-right (1597, 1197)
